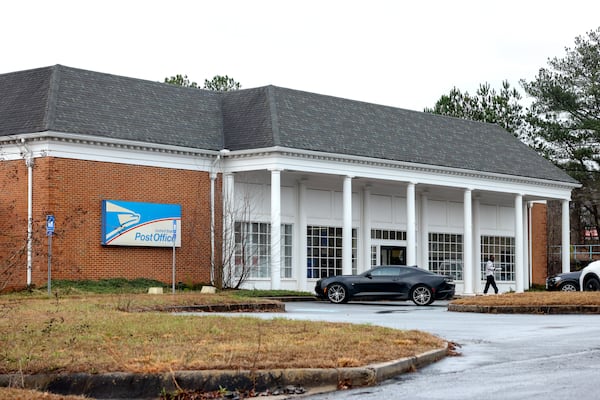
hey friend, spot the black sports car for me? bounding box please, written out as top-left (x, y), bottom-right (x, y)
top-left (314, 265), bottom-right (455, 306)
top-left (546, 271), bottom-right (581, 291)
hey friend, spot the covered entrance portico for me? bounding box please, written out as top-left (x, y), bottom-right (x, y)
top-left (220, 148), bottom-right (576, 295)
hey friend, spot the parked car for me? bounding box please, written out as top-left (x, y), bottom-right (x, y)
top-left (314, 265), bottom-right (455, 306)
top-left (579, 260), bottom-right (600, 291)
top-left (546, 271), bottom-right (581, 291)
top-left (437, 260), bottom-right (463, 281)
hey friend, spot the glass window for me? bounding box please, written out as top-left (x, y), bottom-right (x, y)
top-left (371, 266), bottom-right (400, 276)
top-left (371, 245), bottom-right (377, 266)
top-left (481, 236), bottom-right (515, 281)
top-left (429, 232), bottom-right (463, 280)
top-left (307, 225), bottom-right (356, 278)
top-left (371, 229), bottom-right (406, 241)
top-left (234, 222), bottom-right (293, 279)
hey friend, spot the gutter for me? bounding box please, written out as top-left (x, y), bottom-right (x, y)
top-left (16, 138), bottom-right (35, 287)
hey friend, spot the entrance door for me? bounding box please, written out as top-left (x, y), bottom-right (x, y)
top-left (380, 246), bottom-right (406, 265)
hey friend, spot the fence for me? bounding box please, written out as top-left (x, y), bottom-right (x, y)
top-left (548, 244), bottom-right (600, 271)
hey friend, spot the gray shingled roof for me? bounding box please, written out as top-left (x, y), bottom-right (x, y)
top-left (222, 86), bottom-right (577, 184)
top-left (0, 65), bottom-right (576, 184)
top-left (0, 65), bottom-right (223, 150)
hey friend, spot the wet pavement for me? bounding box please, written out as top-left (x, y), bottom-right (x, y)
top-left (223, 300), bottom-right (600, 400)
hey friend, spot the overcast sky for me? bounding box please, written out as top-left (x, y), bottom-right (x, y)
top-left (2, 0), bottom-right (599, 111)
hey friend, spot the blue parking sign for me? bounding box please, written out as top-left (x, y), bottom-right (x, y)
top-left (46, 215), bottom-right (55, 236)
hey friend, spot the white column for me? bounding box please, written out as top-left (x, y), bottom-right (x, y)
top-left (420, 191), bottom-right (429, 270)
top-left (297, 179), bottom-right (308, 291)
top-left (362, 185), bottom-right (372, 273)
top-left (463, 189), bottom-right (474, 295)
top-left (528, 202), bottom-right (534, 286)
top-left (515, 194), bottom-right (524, 293)
top-left (270, 169), bottom-right (282, 289)
top-left (343, 176), bottom-right (353, 275)
top-left (26, 155), bottom-right (34, 287)
top-left (562, 200), bottom-right (571, 273)
top-left (222, 173), bottom-right (235, 288)
top-left (406, 182), bottom-right (416, 266)
top-left (473, 196), bottom-right (482, 293)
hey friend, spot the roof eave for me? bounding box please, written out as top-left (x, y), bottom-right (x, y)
top-left (223, 145), bottom-right (581, 189)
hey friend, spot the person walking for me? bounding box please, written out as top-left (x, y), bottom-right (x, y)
top-left (483, 255), bottom-right (500, 294)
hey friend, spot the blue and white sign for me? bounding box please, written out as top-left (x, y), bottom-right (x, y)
top-left (101, 200), bottom-right (181, 247)
top-left (46, 215), bottom-right (55, 236)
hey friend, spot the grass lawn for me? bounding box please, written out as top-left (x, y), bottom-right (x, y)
top-left (3, 283), bottom-right (599, 399)
top-left (451, 291), bottom-right (600, 306)
top-left (0, 285), bottom-right (445, 399)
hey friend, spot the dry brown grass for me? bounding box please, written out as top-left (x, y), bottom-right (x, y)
top-left (0, 387), bottom-right (86, 399)
top-left (0, 293), bottom-right (444, 376)
top-left (451, 291), bottom-right (600, 306)
top-left (4, 291), bottom-right (598, 398)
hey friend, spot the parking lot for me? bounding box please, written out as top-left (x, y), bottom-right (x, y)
top-left (232, 300), bottom-right (600, 399)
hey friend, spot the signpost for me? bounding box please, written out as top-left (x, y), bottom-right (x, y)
top-left (46, 215), bottom-right (55, 296)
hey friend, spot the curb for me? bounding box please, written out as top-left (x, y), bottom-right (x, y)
top-left (151, 302), bottom-right (286, 313)
top-left (0, 346), bottom-right (448, 399)
top-left (448, 304), bottom-right (600, 314)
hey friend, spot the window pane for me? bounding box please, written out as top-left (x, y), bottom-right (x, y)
top-left (428, 232), bottom-right (463, 280)
top-left (306, 225), bottom-right (357, 277)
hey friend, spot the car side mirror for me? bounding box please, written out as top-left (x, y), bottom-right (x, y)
top-left (365, 272), bottom-right (372, 279)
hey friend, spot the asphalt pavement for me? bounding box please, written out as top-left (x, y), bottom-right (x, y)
top-left (233, 300), bottom-right (600, 400)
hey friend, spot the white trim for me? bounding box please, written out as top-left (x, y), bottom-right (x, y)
top-left (0, 132), bottom-right (216, 171)
top-left (222, 148), bottom-right (577, 200)
top-left (224, 146), bottom-right (579, 186)
top-left (0, 134), bottom-right (578, 200)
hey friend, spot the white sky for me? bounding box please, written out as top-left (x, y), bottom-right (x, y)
top-left (2, 0), bottom-right (599, 111)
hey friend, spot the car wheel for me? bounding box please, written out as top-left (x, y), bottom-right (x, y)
top-left (583, 277), bottom-right (600, 291)
top-left (327, 283), bottom-right (349, 304)
top-left (411, 285), bottom-right (433, 306)
top-left (559, 282), bottom-right (578, 292)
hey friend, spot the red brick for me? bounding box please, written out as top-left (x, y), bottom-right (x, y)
top-left (0, 157), bottom-right (222, 290)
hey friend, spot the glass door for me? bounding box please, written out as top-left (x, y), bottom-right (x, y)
top-left (380, 246), bottom-right (406, 265)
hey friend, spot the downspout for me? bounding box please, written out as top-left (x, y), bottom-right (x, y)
top-left (528, 202), bottom-right (533, 286)
top-left (25, 145), bottom-right (34, 287)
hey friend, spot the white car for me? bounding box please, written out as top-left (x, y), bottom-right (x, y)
top-left (579, 260), bottom-right (600, 291)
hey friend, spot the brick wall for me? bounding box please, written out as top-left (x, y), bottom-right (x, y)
top-left (530, 202), bottom-right (548, 285)
top-left (1, 157), bottom-right (221, 291)
top-left (0, 160), bottom-right (29, 290)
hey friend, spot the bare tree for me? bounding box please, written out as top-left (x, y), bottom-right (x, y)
top-left (219, 181), bottom-right (281, 289)
top-left (220, 188), bottom-right (260, 289)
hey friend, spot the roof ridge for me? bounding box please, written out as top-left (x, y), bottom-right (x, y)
top-left (266, 86), bottom-right (281, 147)
top-left (43, 65), bottom-right (61, 131)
